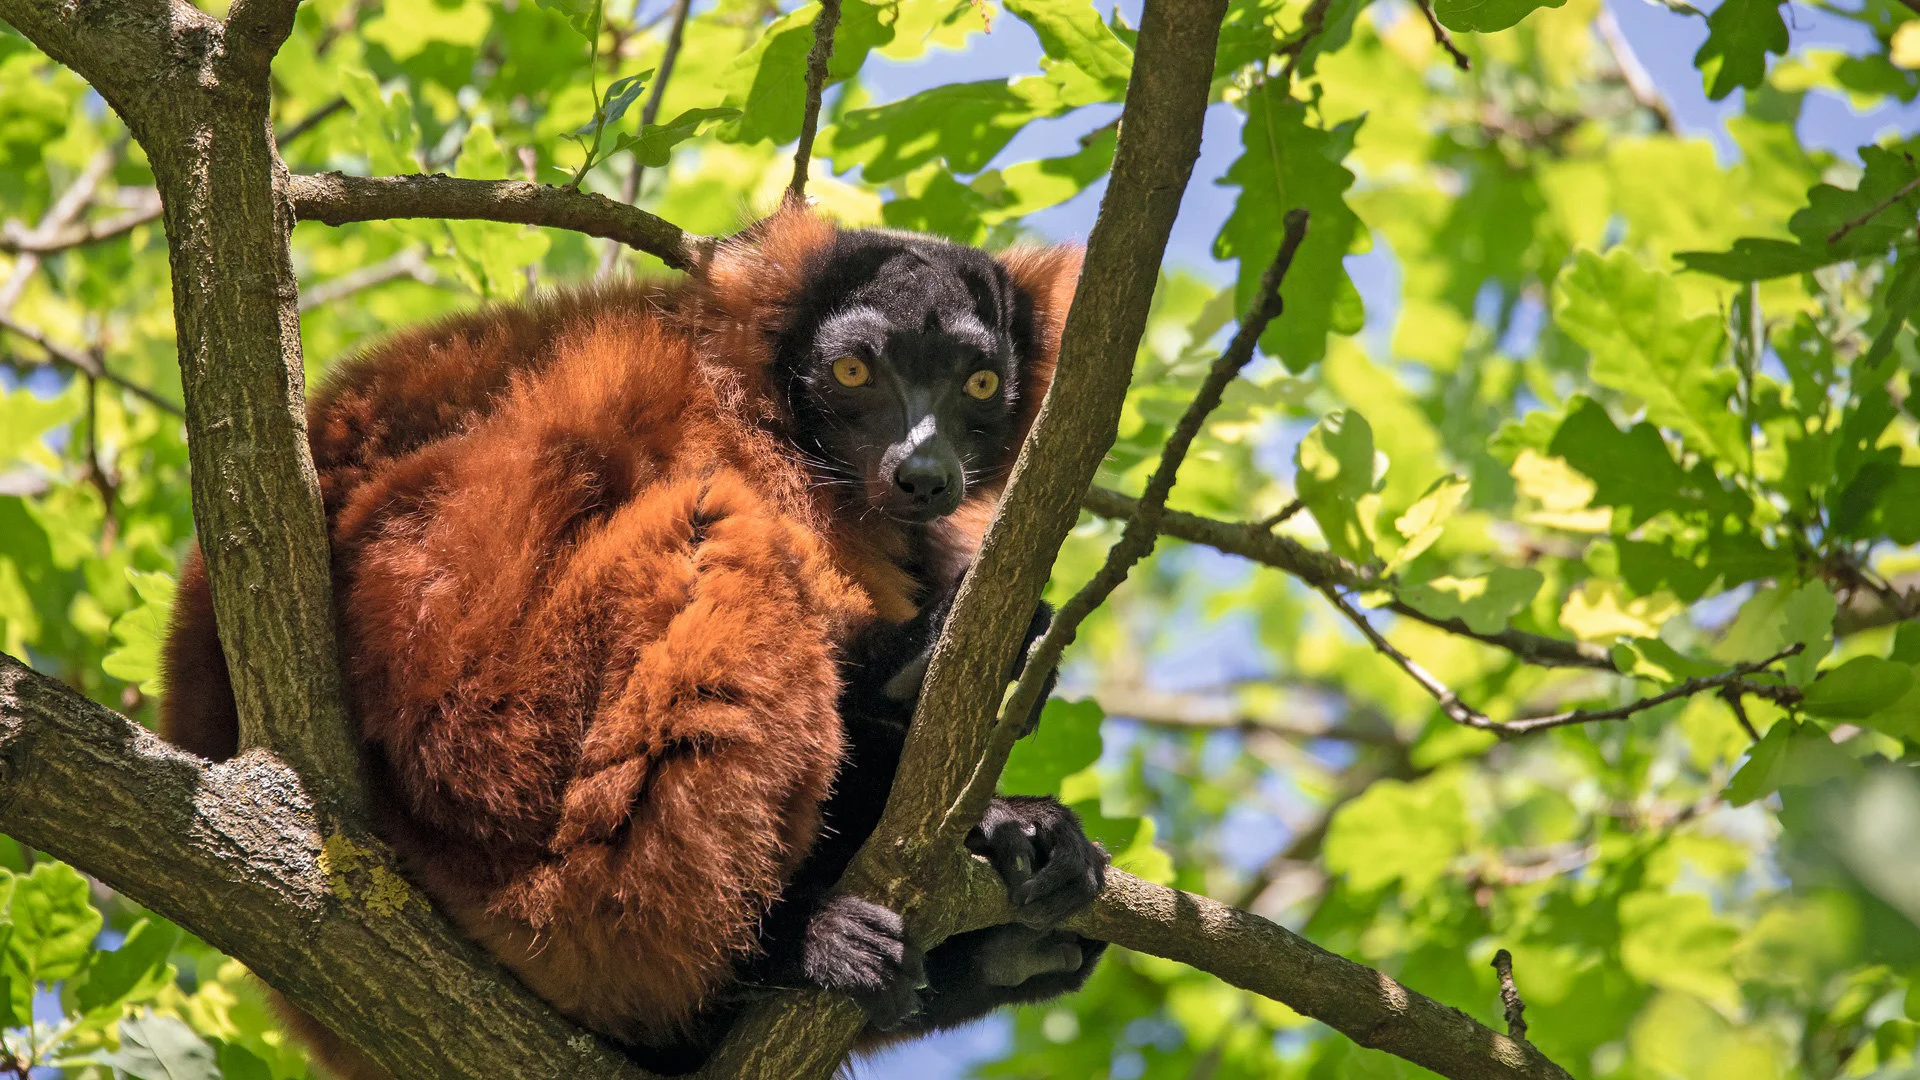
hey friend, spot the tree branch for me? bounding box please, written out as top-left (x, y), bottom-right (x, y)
top-left (287, 172), bottom-right (708, 270)
top-left (0, 654), bottom-right (656, 1080)
top-left (991, 209), bottom-right (1312, 783)
top-left (1078, 486), bottom-right (1617, 670)
top-left (0, 313), bottom-right (183, 416)
top-left (699, 1), bottom-right (1233, 1073)
top-left (1319, 583), bottom-right (1804, 736)
top-left (1489, 950), bottom-right (1528, 1042)
top-left (787, 0), bottom-right (842, 204)
top-left (1415, 0), bottom-right (1471, 71)
top-left (0, 195), bottom-right (163, 257)
top-left (1594, 9), bottom-right (1677, 133)
top-left (0, 141), bottom-right (121, 313)
top-left (297, 251), bottom-right (439, 311)
top-left (5, 0), bottom-right (370, 881)
top-left (598, 0), bottom-right (693, 278)
top-left (1061, 869), bottom-right (1574, 1080)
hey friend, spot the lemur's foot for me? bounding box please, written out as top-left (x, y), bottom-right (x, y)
top-left (969, 924), bottom-right (1105, 988)
top-left (799, 894), bottom-right (925, 1029)
top-left (967, 796), bottom-right (1108, 927)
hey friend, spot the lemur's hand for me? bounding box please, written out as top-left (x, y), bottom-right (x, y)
top-left (852, 590), bottom-right (1057, 731)
top-left (796, 894), bottom-right (925, 1030)
top-left (967, 796), bottom-right (1108, 927)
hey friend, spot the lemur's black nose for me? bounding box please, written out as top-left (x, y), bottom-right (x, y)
top-left (894, 457), bottom-right (955, 503)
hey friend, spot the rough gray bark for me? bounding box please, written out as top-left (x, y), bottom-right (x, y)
top-left (0, 654), bottom-right (653, 1080)
top-left (0, 652), bottom-right (1577, 1080)
top-left (698, 1), bottom-right (1235, 1074)
top-left (0, 3), bottom-right (1583, 1079)
top-left (0, 0), bottom-right (363, 814)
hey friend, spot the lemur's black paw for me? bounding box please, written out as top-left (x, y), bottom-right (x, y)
top-left (1013, 601), bottom-right (1059, 738)
top-left (800, 895), bottom-right (925, 1029)
top-left (966, 796), bottom-right (1108, 927)
top-left (970, 924), bottom-right (1105, 989)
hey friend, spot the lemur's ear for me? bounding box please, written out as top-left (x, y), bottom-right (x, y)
top-left (696, 205), bottom-right (840, 325)
top-left (995, 244), bottom-right (1083, 438)
top-left (689, 205), bottom-right (841, 394)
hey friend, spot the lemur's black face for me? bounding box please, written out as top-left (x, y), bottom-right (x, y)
top-left (778, 230), bottom-right (1036, 523)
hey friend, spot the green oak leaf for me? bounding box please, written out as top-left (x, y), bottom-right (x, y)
top-left (1694, 0), bottom-right (1788, 101)
top-left (1802, 657), bottom-right (1916, 720)
top-left (1325, 778), bottom-right (1467, 892)
top-left (8, 861), bottom-right (102, 1021)
top-left (1399, 567), bottom-right (1545, 636)
top-left (101, 569), bottom-right (176, 696)
top-left (614, 107), bottom-right (741, 169)
top-left (1000, 698), bottom-right (1103, 795)
top-left (1432, 0), bottom-right (1566, 33)
top-left (1789, 145), bottom-right (1920, 258)
top-left (1552, 250), bottom-right (1744, 466)
top-left (719, 0), bottom-right (891, 146)
top-left (1548, 397), bottom-right (1692, 527)
top-left (109, 1011), bottom-right (220, 1080)
top-left (1384, 474), bottom-right (1469, 575)
top-left (1002, 0), bottom-right (1132, 97)
top-left (1727, 717), bottom-right (1793, 805)
top-left (824, 78), bottom-right (1073, 182)
top-left (1215, 82), bottom-right (1365, 373)
top-left (75, 917), bottom-right (179, 1019)
top-left (1294, 410), bottom-right (1379, 562)
top-left (1675, 237), bottom-right (1841, 281)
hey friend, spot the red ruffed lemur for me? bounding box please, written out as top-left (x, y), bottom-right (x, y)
top-left (158, 207), bottom-right (1108, 1078)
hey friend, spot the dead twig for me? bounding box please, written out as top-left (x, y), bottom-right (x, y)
top-left (1415, 0), bottom-right (1471, 71)
top-left (1490, 950), bottom-right (1528, 1042)
top-left (786, 0), bottom-right (842, 204)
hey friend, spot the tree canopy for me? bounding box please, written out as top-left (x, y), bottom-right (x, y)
top-left (2, 0), bottom-right (1919, 1078)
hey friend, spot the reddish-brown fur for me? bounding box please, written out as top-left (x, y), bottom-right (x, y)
top-left (159, 209), bottom-right (1079, 1078)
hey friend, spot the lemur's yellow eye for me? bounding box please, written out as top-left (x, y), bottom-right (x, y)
top-left (832, 356), bottom-right (870, 387)
top-left (964, 369), bottom-right (1000, 400)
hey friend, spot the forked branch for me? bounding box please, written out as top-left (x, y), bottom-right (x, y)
top-left (988, 209), bottom-right (1312, 797)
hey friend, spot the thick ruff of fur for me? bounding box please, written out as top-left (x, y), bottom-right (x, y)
top-left (158, 208), bottom-right (1080, 1078)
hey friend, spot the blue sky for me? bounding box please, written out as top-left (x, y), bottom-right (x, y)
top-left (853, 2), bottom-right (1920, 1076)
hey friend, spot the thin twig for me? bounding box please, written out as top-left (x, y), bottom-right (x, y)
top-left (993, 210), bottom-right (1312, 754)
top-left (1720, 686), bottom-right (1760, 742)
top-left (786, 0), bottom-right (842, 205)
top-left (81, 371), bottom-right (119, 549)
top-left (297, 251), bottom-right (438, 311)
top-left (1594, 9), bottom-right (1677, 133)
top-left (1827, 172), bottom-right (1920, 246)
top-left (0, 193), bottom-right (163, 257)
top-left (0, 315), bottom-right (183, 417)
top-left (1274, 0), bottom-right (1333, 81)
top-left (1257, 498), bottom-right (1304, 529)
top-left (598, 0), bottom-right (693, 278)
top-left (0, 142), bottom-right (121, 313)
top-left (1490, 950), bottom-right (1528, 1042)
top-left (1319, 583), bottom-right (1805, 736)
top-left (1415, 0), bottom-right (1471, 71)
top-left (1079, 485), bottom-right (1617, 669)
top-left (276, 96), bottom-right (347, 146)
